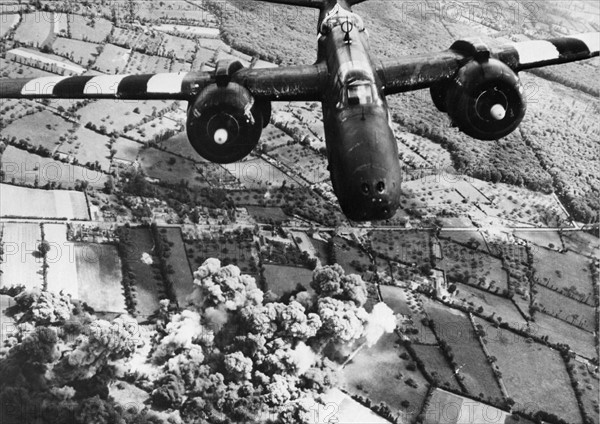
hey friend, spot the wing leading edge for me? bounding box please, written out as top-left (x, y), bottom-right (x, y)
top-left (0, 63), bottom-right (328, 102)
top-left (378, 32), bottom-right (599, 96)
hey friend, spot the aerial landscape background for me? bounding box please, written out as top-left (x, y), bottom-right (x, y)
top-left (0, 0), bottom-right (598, 423)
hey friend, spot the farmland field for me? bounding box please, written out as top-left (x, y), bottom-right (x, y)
top-left (439, 230), bottom-right (487, 252)
top-left (245, 206), bottom-right (288, 224)
top-left (481, 321), bottom-right (582, 424)
top-left (532, 311), bottom-right (597, 359)
top-left (571, 361), bottom-right (600, 424)
top-left (0, 13), bottom-right (19, 37)
top-left (222, 157), bottom-right (296, 189)
top-left (159, 34), bottom-right (197, 61)
top-left (439, 239), bottom-right (508, 293)
top-left (126, 51), bottom-right (171, 73)
top-left (77, 100), bottom-right (167, 135)
top-left (138, 147), bottom-right (208, 189)
top-left (161, 228), bottom-right (195, 305)
top-left (341, 333), bottom-right (429, 421)
top-left (13, 13), bottom-right (51, 46)
top-left (121, 228), bottom-right (163, 317)
top-left (261, 126), bottom-right (293, 152)
top-left (124, 115), bottom-right (182, 143)
top-left (534, 285), bottom-right (596, 332)
top-left (380, 285), bottom-right (437, 344)
top-left (51, 37), bottom-right (99, 66)
top-left (0, 184), bottom-right (89, 220)
top-left (454, 283), bottom-right (527, 328)
top-left (263, 264), bottom-right (313, 296)
top-left (0, 222), bottom-right (43, 290)
top-left (109, 27), bottom-right (141, 49)
top-left (185, 230), bottom-right (257, 277)
top-left (68, 14), bottom-right (113, 43)
top-left (310, 237), bottom-right (331, 266)
top-left (3, 109), bottom-right (73, 152)
top-left (370, 230), bottom-right (431, 268)
top-left (425, 303), bottom-right (503, 402)
top-left (44, 223), bottom-right (78, 298)
top-left (74, 243), bottom-right (126, 314)
top-left (1, 146), bottom-right (108, 190)
top-left (269, 144), bottom-right (328, 184)
top-left (561, 231), bottom-right (600, 259)
top-left (423, 389), bottom-right (510, 424)
top-left (59, 127), bottom-right (112, 171)
top-left (332, 236), bottom-right (371, 276)
top-left (111, 137), bottom-right (141, 163)
top-left (513, 230), bottom-right (563, 250)
top-left (532, 248), bottom-right (594, 301)
top-left (94, 43), bottom-right (130, 74)
top-left (410, 344), bottom-right (461, 392)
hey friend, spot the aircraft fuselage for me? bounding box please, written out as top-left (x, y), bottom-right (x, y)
top-left (317, 2), bottom-right (402, 221)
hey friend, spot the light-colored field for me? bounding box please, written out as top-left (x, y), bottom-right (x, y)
top-left (425, 302), bottom-right (503, 401)
top-left (3, 109), bottom-right (72, 152)
top-left (481, 319), bottom-right (582, 424)
top-left (0, 13), bottom-right (20, 37)
top-left (153, 24), bottom-right (220, 38)
top-left (513, 230), bottom-right (563, 250)
top-left (112, 137), bottom-right (141, 163)
top-left (532, 248), bottom-right (594, 301)
top-left (534, 285), bottom-right (596, 332)
top-left (124, 115), bottom-right (182, 144)
top-left (0, 61), bottom-right (55, 78)
top-left (109, 27), bottom-right (141, 48)
top-left (439, 230), bottom-right (487, 251)
top-left (0, 222), bottom-right (43, 290)
top-left (532, 312), bottom-right (597, 360)
top-left (51, 37), bottom-right (99, 66)
top-left (94, 43), bottom-right (130, 74)
top-left (170, 59), bottom-right (190, 73)
top-left (44, 223), bottom-right (78, 298)
top-left (58, 127), bottom-right (112, 171)
top-left (74, 243), bottom-right (125, 314)
top-left (263, 264), bottom-right (313, 296)
top-left (1, 146), bottom-right (107, 189)
top-left (162, 228), bottom-right (195, 305)
top-left (455, 284), bottom-right (527, 328)
top-left (138, 147), bottom-right (207, 188)
top-left (320, 388), bottom-right (392, 424)
top-left (13, 13), bottom-right (51, 45)
top-left (571, 360), bottom-right (600, 424)
top-left (380, 285), bottom-right (437, 344)
top-left (78, 99), bottom-right (170, 132)
top-left (0, 184), bottom-right (89, 220)
top-left (561, 231), bottom-right (599, 259)
top-left (68, 14), bottom-right (113, 43)
top-left (341, 332), bottom-right (429, 421)
top-left (424, 389), bottom-right (510, 424)
top-left (222, 157), bottom-right (295, 189)
top-left (159, 34), bottom-right (197, 61)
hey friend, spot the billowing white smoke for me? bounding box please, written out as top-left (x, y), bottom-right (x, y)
top-left (364, 302), bottom-right (396, 347)
top-left (204, 306), bottom-right (229, 332)
top-left (288, 341), bottom-right (318, 375)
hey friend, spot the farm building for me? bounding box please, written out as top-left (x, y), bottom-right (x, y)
top-left (6, 47), bottom-right (86, 75)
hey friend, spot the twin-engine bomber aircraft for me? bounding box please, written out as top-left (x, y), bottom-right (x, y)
top-left (1, 0), bottom-right (598, 221)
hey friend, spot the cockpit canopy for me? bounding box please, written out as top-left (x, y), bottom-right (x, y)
top-left (347, 80), bottom-right (374, 106)
top-left (320, 5), bottom-right (365, 35)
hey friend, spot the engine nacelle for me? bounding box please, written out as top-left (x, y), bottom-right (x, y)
top-left (187, 82), bottom-right (268, 164)
top-left (443, 58), bottom-right (526, 140)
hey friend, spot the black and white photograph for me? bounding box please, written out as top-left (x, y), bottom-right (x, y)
top-left (0, 0), bottom-right (598, 423)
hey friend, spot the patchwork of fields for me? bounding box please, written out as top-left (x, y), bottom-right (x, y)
top-left (0, 184), bottom-right (89, 219)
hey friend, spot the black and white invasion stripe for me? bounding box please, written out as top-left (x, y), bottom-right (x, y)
top-left (494, 32), bottom-right (599, 71)
top-left (0, 72), bottom-right (211, 100)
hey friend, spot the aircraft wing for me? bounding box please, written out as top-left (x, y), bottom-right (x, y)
top-left (378, 32), bottom-right (599, 95)
top-left (0, 63), bottom-right (328, 102)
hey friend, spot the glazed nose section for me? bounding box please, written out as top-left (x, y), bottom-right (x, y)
top-left (359, 179), bottom-right (395, 219)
